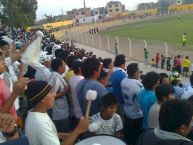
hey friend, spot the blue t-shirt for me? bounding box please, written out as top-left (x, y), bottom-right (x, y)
top-left (110, 70), bottom-right (127, 104)
top-left (76, 79), bottom-right (108, 116)
top-left (139, 89), bottom-right (157, 130)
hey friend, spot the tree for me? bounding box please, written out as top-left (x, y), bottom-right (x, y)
top-left (0, 0), bottom-right (38, 27)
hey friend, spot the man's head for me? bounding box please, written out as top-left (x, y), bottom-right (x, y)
top-left (127, 63), bottom-right (140, 80)
top-left (81, 57), bottom-right (101, 79)
top-left (39, 51), bottom-right (51, 68)
top-left (142, 71), bottom-right (159, 90)
top-left (51, 58), bottom-right (65, 74)
top-left (98, 70), bottom-right (109, 87)
top-left (0, 39), bottom-right (9, 57)
top-left (102, 93), bottom-right (118, 118)
top-left (25, 81), bottom-right (56, 110)
top-left (159, 73), bottom-right (169, 85)
top-left (103, 58), bottom-right (113, 69)
top-left (159, 99), bottom-right (193, 137)
top-left (72, 60), bottom-right (82, 75)
top-left (155, 84), bottom-right (175, 103)
top-left (114, 54), bottom-right (125, 69)
top-left (66, 55), bottom-right (77, 69)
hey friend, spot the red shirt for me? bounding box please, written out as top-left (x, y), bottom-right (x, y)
top-left (0, 79), bottom-right (17, 117)
top-left (156, 55), bottom-right (159, 63)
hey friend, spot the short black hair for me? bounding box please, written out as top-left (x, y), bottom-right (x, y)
top-left (114, 54), bottom-right (125, 67)
top-left (66, 55), bottom-right (77, 69)
top-left (171, 79), bottom-right (180, 86)
top-left (159, 73), bottom-right (168, 85)
top-left (81, 57), bottom-right (100, 78)
top-left (159, 99), bottom-right (193, 132)
top-left (102, 58), bottom-right (112, 69)
top-left (127, 63), bottom-right (139, 77)
top-left (155, 84), bottom-right (175, 102)
top-left (142, 71), bottom-right (159, 90)
top-left (58, 50), bottom-right (69, 62)
top-left (0, 40), bottom-right (9, 47)
top-left (98, 70), bottom-right (108, 81)
top-left (102, 93), bottom-right (118, 108)
top-left (51, 58), bottom-right (63, 72)
top-left (55, 49), bottom-right (63, 58)
top-left (72, 60), bottom-right (82, 74)
top-left (190, 74), bottom-right (193, 86)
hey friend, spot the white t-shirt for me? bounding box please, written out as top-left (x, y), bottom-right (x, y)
top-left (90, 112), bottom-right (123, 136)
top-left (121, 78), bottom-right (143, 119)
top-left (25, 112), bottom-right (60, 145)
top-left (148, 103), bottom-right (160, 129)
top-left (181, 86), bottom-right (193, 100)
top-left (69, 75), bottom-right (84, 118)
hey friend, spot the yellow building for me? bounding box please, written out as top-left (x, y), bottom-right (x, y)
top-left (42, 20), bottom-right (73, 30)
top-left (169, 3), bottom-right (193, 12)
top-left (141, 8), bottom-right (158, 16)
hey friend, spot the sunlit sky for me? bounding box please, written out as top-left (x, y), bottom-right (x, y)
top-left (37, 0), bottom-right (158, 20)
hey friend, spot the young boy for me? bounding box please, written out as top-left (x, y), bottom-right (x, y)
top-left (90, 93), bottom-right (123, 138)
top-left (25, 80), bottom-right (89, 145)
top-left (147, 84), bottom-right (175, 129)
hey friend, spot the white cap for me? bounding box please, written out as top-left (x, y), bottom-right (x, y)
top-left (1, 36), bottom-right (13, 45)
top-left (39, 51), bottom-right (51, 63)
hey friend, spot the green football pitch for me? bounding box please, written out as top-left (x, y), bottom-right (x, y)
top-left (102, 14), bottom-right (193, 46)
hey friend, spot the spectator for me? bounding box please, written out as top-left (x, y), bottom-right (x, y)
top-left (90, 93), bottom-right (123, 138)
top-left (111, 55), bottom-right (127, 109)
top-left (69, 60), bottom-right (83, 119)
top-left (182, 56), bottom-right (191, 78)
top-left (139, 71), bottom-right (159, 130)
top-left (137, 100), bottom-right (193, 145)
top-left (65, 55), bottom-right (76, 82)
top-left (150, 58), bottom-right (156, 67)
top-left (181, 74), bottom-right (193, 100)
top-left (144, 48), bottom-right (149, 65)
top-left (121, 63), bottom-right (143, 145)
top-left (98, 70), bottom-right (109, 88)
top-left (176, 55), bottom-right (182, 75)
top-left (76, 57), bottom-right (108, 116)
top-left (159, 73), bottom-right (169, 85)
top-left (171, 79), bottom-right (184, 99)
top-left (25, 81), bottom-right (89, 145)
top-left (49, 58), bottom-right (70, 132)
top-left (161, 55), bottom-right (165, 69)
top-left (102, 58), bottom-right (113, 76)
top-left (148, 84), bottom-right (175, 129)
top-left (0, 52), bottom-right (27, 116)
top-left (166, 56), bottom-right (172, 71)
top-left (155, 53), bottom-right (160, 68)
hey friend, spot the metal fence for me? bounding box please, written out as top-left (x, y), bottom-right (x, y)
top-left (64, 30), bottom-right (193, 63)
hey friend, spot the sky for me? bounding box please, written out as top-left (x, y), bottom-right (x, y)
top-left (36, 0), bottom-right (158, 20)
